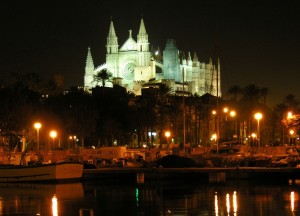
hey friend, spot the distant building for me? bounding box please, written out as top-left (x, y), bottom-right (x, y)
top-left (84, 17), bottom-right (221, 97)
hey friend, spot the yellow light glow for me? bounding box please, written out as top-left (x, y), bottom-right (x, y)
top-left (165, 131), bottom-right (171, 138)
top-left (212, 133), bottom-right (217, 140)
top-left (291, 191), bottom-right (295, 212)
top-left (50, 131), bottom-right (57, 138)
top-left (214, 192), bottom-right (219, 216)
top-left (34, 122), bottom-right (41, 129)
top-left (52, 194), bottom-right (58, 216)
top-left (226, 193), bottom-right (230, 214)
top-left (230, 110), bottom-right (236, 117)
top-left (223, 107), bottom-right (228, 113)
top-left (254, 112), bottom-right (262, 120)
top-left (233, 191), bottom-right (238, 214)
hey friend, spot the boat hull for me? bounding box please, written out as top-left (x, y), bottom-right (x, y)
top-left (0, 162), bottom-right (83, 182)
top-left (126, 161), bottom-right (144, 168)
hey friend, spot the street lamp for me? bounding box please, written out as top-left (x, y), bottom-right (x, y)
top-left (211, 133), bottom-right (218, 154)
top-left (229, 110), bottom-right (237, 139)
top-left (34, 122), bottom-right (41, 150)
top-left (69, 135), bottom-right (77, 148)
top-left (223, 108), bottom-right (236, 140)
top-left (290, 129), bottom-right (295, 145)
top-left (165, 131), bottom-right (171, 145)
top-left (50, 130), bottom-right (57, 150)
top-left (212, 110), bottom-right (217, 133)
top-left (251, 133), bottom-right (257, 147)
top-left (254, 112), bottom-right (263, 147)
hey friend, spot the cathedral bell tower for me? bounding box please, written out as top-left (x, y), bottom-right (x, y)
top-left (136, 18), bottom-right (150, 67)
top-left (106, 18), bottom-right (120, 77)
top-left (84, 47), bottom-right (94, 88)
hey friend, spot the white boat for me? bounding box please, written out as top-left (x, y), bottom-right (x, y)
top-left (0, 162), bottom-right (83, 182)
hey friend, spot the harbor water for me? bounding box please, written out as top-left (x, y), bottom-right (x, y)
top-left (0, 177), bottom-right (299, 216)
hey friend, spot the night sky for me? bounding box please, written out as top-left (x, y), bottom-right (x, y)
top-left (1, 0), bottom-right (299, 106)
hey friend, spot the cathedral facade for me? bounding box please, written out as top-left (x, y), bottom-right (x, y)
top-left (84, 18), bottom-right (221, 97)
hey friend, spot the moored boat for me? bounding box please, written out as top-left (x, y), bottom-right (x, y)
top-left (0, 162), bottom-right (83, 183)
top-left (126, 160), bottom-right (144, 168)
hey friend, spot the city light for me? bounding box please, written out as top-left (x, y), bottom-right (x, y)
top-left (34, 122), bottom-right (41, 151)
top-left (50, 130), bottom-right (57, 149)
top-left (254, 112), bottom-right (263, 147)
top-left (165, 131), bottom-right (171, 144)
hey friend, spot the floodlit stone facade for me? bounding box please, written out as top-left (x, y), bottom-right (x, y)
top-left (84, 18), bottom-right (221, 97)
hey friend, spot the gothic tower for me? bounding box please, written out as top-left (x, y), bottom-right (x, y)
top-left (106, 19), bottom-right (119, 77)
top-left (84, 47), bottom-right (94, 89)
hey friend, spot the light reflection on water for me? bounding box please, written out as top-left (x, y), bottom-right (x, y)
top-left (52, 194), bottom-right (58, 216)
top-left (0, 179), bottom-right (298, 215)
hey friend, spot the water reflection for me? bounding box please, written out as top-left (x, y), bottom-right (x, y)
top-left (52, 194), bottom-right (58, 216)
top-left (215, 192), bottom-right (219, 215)
top-left (291, 191), bottom-right (295, 212)
top-left (0, 180), bottom-right (298, 215)
top-left (0, 182), bottom-right (83, 215)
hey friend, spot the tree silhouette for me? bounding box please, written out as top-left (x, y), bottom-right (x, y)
top-left (93, 69), bottom-right (113, 87)
top-left (227, 85), bottom-right (241, 102)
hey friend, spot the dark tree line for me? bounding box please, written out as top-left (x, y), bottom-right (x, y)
top-left (0, 73), bottom-right (299, 151)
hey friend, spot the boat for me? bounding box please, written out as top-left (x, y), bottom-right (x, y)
top-left (0, 162), bottom-right (84, 183)
top-left (126, 160), bottom-right (144, 168)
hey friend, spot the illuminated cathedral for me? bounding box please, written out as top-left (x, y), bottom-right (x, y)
top-left (84, 18), bottom-right (221, 97)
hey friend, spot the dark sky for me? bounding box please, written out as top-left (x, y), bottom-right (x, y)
top-left (1, 0), bottom-right (299, 106)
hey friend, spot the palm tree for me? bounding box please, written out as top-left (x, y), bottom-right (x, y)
top-left (284, 94), bottom-right (299, 111)
top-left (155, 83), bottom-right (173, 147)
top-left (238, 84), bottom-right (264, 143)
top-left (93, 69), bottom-right (113, 87)
top-left (260, 87), bottom-right (269, 105)
top-left (227, 85), bottom-right (241, 102)
top-left (241, 84), bottom-right (262, 104)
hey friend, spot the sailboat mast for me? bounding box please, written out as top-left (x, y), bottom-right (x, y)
top-left (216, 60), bottom-right (220, 153)
top-left (215, 26), bottom-right (221, 153)
top-left (182, 68), bottom-right (186, 153)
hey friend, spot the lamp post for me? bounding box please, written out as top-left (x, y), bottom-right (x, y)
top-left (69, 135), bottom-right (77, 148)
top-left (289, 129), bottom-right (295, 145)
top-left (251, 133), bottom-right (257, 147)
top-left (212, 133), bottom-right (218, 154)
top-left (228, 110), bottom-right (236, 139)
top-left (222, 108), bottom-right (236, 140)
top-left (50, 130), bottom-right (57, 150)
top-left (254, 112), bottom-right (263, 147)
top-left (212, 110), bottom-right (217, 134)
top-left (223, 107), bottom-right (228, 140)
top-left (225, 110), bottom-right (236, 138)
top-left (34, 122), bottom-right (41, 151)
top-left (165, 131), bottom-right (171, 148)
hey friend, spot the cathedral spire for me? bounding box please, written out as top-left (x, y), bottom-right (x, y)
top-left (188, 52), bottom-right (192, 60)
top-left (106, 17), bottom-right (118, 54)
top-left (137, 17), bottom-right (150, 66)
top-left (188, 52), bottom-right (192, 66)
top-left (193, 52), bottom-right (198, 62)
top-left (138, 18), bottom-right (147, 35)
top-left (137, 17), bottom-right (149, 46)
top-left (86, 47), bottom-right (94, 68)
top-left (108, 17), bottom-right (117, 37)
